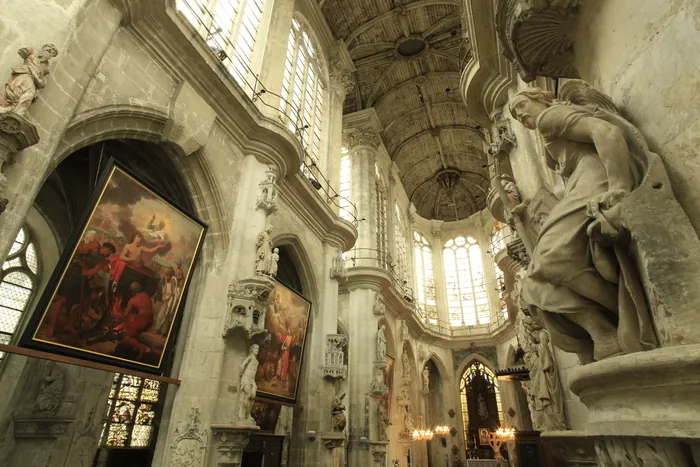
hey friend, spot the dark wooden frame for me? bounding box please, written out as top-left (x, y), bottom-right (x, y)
top-left (19, 160), bottom-right (207, 375)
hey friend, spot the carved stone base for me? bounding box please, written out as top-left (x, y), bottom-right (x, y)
top-left (321, 432), bottom-right (346, 450)
top-left (13, 418), bottom-right (73, 439)
top-left (210, 425), bottom-right (260, 467)
top-left (369, 440), bottom-right (390, 466)
top-left (595, 437), bottom-right (694, 466)
top-left (540, 430), bottom-right (597, 466)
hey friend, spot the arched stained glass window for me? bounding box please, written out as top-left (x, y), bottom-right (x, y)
top-left (460, 360), bottom-right (503, 445)
top-left (279, 18), bottom-right (326, 172)
top-left (393, 203), bottom-right (408, 283)
top-left (101, 373), bottom-right (161, 448)
top-left (443, 236), bottom-right (488, 326)
top-left (0, 226), bottom-right (38, 363)
top-left (339, 151), bottom-right (352, 221)
top-left (413, 232), bottom-right (437, 324)
top-left (375, 164), bottom-right (388, 269)
top-left (176, 0), bottom-right (266, 84)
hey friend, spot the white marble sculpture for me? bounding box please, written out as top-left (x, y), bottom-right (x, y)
top-left (254, 226), bottom-right (277, 276)
top-left (403, 406), bottom-right (414, 433)
top-left (422, 366), bottom-right (430, 394)
top-left (236, 344), bottom-right (260, 426)
top-left (269, 248), bottom-right (279, 277)
top-left (509, 83), bottom-right (659, 363)
top-left (1, 44), bottom-right (58, 114)
top-left (501, 177), bottom-right (521, 205)
top-left (402, 350), bottom-right (411, 378)
top-left (376, 325), bottom-right (387, 361)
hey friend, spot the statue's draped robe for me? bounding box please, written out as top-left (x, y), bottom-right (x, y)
top-left (522, 104), bottom-right (658, 358)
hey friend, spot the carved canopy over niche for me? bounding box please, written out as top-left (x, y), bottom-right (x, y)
top-left (496, 0), bottom-right (582, 82)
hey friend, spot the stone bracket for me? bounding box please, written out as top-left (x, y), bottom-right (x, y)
top-left (323, 334), bottom-right (348, 380)
top-left (211, 425), bottom-right (260, 467)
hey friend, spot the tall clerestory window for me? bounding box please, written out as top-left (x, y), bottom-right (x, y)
top-left (394, 203), bottom-right (409, 284)
top-left (443, 236), bottom-right (488, 326)
top-left (280, 18), bottom-right (326, 171)
top-left (375, 164), bottom-right (388, 269)
top-left (0, 226), bottom-right (38, 363)
top-left (413, 232), bottom-right (437, 324)
top-left (176, 0), bottom-right (266, 85)
top-left (338, 148), bottom-right (352, 221)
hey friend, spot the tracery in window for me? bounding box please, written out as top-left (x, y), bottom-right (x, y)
top-left (101, 373), bottom-right (161, 448)
top-left (176, 0), bottom-right (266, 84)
top-left (339, 151), bottom-right (352, 221)
top-left (413, 232), bottom-right (437, 324)
top-left (0, 226), bottom-right (38, 362)
top-left (279, 18), bottom-right (325, 173)
top-left (393, 203), bottom-right (409, 283)
top-left (443, 236), bottom-right (488, 327)
top-left (375, 164), bottom-right (388, 269)
top-left (460, 361), bottom-right (502, 446)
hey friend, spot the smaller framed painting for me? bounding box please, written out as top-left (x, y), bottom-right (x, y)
top-left (254, 281), bottom-right (311, 403)
top-left (19, 161), bottom-right (207, 374)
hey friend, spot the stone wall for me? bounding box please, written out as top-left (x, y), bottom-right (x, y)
top-left (575, 0), bottom-right (700, 234)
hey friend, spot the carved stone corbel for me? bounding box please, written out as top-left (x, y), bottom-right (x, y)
top-left (330, 251), bottom-right (348, 281)
top-left (488, 118), bottom-right (518, 157)
top-left (323, 334), bottom-right (348, 380)
top-left (255, 166), bottom-right (279, 214)
top-left (223, 276), bottom-right (274, 340)
top-left (210, 425), bottom-right (260, 467)
top-left (0, 112), bottom-right (39, 213)
top-left (496, 0), bottom-right (582, 82)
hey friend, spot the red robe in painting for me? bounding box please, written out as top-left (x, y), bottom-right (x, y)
top-left (276, 333), bottom-right (296, 380)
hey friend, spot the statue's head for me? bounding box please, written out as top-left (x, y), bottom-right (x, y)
top-left (508, 89), bottom-right (555, 130)
top-left (250, 344), bottom-right (259, 355)
top-left (41, 44), bottom-right (58, 59)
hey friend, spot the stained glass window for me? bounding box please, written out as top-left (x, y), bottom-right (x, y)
top-left (0, 226), bottom-right (38, 363)
top-left (101, 374), bottom-right (161, 448)
top-left (339, 152), bottom-right (352, 221)
top-left (413, 232), bottom-right (437, 324)
top-left (176, 0), bottom-right (266, 85)
top-left (375, 164), bottom-right (389, 270)
top-left (460, 360), bottom-right (502, 443)
top-left (279, 18), bottom-right (326, 175)
top-left (393, 203), bottom-right (409, 283)
top-left (443, 236), bottom-right (488, 327)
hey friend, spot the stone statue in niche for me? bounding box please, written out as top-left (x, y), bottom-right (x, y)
top-left (1, 44), bottom-right (58, 114)
top-left (269, 248), bottom-right (279, 277)
top-left (501, 176), bottom-right (522, 206)
top-left (378, 404), bottom-right (391, 440)
top-left (517, 312), bottom-right (567, 431)
top-left (254, 226), bottom-right (277, 276)
top-left (508, 81), bottom-right (659, 363)
top-left (422, 366), bottom-right (430, 394)
top-left (402, 350), bottom-right (411, 378)
top-left (236, 344), bottom-right (260, 426)
top-left (373, 292), bottom-right (385, 316)
top-left (403, 406), bottom-right (414, 433)
top-left (376, 325), bottom-right (387, 361)
top-left (331, 393), bottom-right (346, 432)
top-left (32, 360), bottom-right (64, 413)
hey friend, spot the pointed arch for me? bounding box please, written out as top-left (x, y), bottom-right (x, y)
top-left (423, 352), bottom-right (450, 381)
top-left (272, 234), bottom-right (320, 305)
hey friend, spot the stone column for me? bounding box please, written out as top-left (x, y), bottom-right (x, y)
top-left (326, 58), bottom-right (354, 198)
top-left (346, 128), bottom-right (381, 254)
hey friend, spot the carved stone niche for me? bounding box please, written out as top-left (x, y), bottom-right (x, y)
top-left (169, 407), bottom-right (207, 467)
top-left (0, 111), bottom-right (40, 213)
top-left (223, 276), bottom-right (275, 340)
top-left (255, 166), bottom-right (279, 214)
top-left (369, 362), bottom-right (389, 398)
top-left (496, 0), bottom-right (582, 82)
top-left (323, 334), bottom-right (348, 380)
top-left (373, 292), bottom-right (385, 316)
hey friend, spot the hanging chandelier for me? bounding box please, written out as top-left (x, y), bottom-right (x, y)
top-left (412, 416), bottom-right (434, 441)
top-left (433, 423), bottom-right (450, 436)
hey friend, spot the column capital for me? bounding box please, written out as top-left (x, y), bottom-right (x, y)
top-left (329, 61), bottom-right (355, 97)
top-left (345, 128), bottom-right (381, 151)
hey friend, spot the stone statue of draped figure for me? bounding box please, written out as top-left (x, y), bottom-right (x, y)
top-left (508, 80), bottom-right (659, 363)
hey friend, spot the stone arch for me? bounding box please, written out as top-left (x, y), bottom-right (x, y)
top-left (272, 234), bottom-right (320, 306)
top-left (424, 352), bottom-right (450, 381)
top-left (290, 11), bottom-right (330, 85)
top-left (51, 104), bottom-right (229, 259)
top-left (455, 352), bottom-right (498, 379)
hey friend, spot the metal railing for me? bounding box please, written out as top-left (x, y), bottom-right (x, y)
top-left (344, 248), bottom-right (416, 304)
top-left (175, 1), bottom-right (359, 226)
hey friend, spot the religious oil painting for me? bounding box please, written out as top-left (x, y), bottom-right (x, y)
top-left (255, 282), bottom-right (311, 403)
top-left (20, 163), bottom-right (206, 373)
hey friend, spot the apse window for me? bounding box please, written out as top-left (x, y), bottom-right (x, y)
top-left (339, 153), bottom-right (352, 221)
top-left (101, 373), bottom-right (161, 448)
top-left (413, 232), bottom-right (437, 324)
top-left (0, 226), bottom-right (38, 363)
top-left (443, 236), bottom-right (489, 327)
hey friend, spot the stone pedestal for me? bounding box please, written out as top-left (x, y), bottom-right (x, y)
top-left (321, 432), bottom-right (346, 467)
top-left (0, 111), bottom-right (40, 213)
top-left (569, 344), bottom-right (700, 466)
top-left (369, 440), bottom-right (390, 466)
top-left (540, 430), bottom-right (597, 466)
top-left (210, 425), bottom-right (260, 467)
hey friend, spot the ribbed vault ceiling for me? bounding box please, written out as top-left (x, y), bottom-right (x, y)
top-left (321, 0), bottom-right (489, 221)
